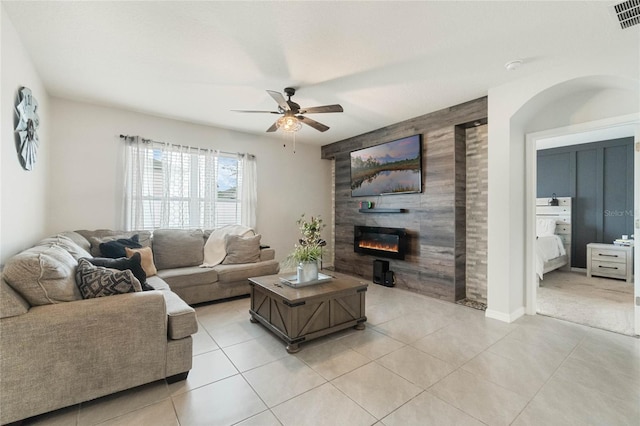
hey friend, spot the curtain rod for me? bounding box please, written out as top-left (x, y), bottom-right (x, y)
top-left (119, 134), bottom-right (253, 158)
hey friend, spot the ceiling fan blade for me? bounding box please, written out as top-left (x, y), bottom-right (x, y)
top-left (232, 110), bottom-right (280, 114)
top-left (266, 90), bottom-right (290, 111)
top-left (299, 104), bottom-right (344, 114)
top-left (297, 115), bottom-right (329, 132)
top-left (266, 121), bottom-right (279, 132)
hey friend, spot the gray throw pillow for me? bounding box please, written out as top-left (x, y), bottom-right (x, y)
top-left (3, 245), bottom-right (82, 305)
top-left (75, 258), bottom-right (142, 299)
top-left (222, 234), bottom-right (261, 265)
top-left (35, 234), bottom-right (93, 260)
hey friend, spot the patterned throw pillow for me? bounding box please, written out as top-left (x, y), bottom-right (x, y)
top-left (75, 258), bottom-right (142, 299)
top-left (86, 253), bottom-right (153, 291)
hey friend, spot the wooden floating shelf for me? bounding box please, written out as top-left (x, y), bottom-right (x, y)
top-left (358, 208), bottom-right (406, 213)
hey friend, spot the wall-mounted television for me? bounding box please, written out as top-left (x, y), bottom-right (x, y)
top-left (350, 134), bottom-right (422, 197)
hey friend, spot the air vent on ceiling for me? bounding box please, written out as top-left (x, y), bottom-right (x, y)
top-left (610, 0), bottom-right (640, 29)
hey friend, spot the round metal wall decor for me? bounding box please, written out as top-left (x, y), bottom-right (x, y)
top-left (14, 87), bottom-right (40, 171)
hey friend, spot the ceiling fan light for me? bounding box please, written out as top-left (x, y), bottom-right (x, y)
top-left (277, 115), bottom-right (302, 132)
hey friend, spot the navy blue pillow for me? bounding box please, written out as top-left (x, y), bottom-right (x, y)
top-left (99, 235), bottom-right (142, 258)
top-left (86, 252), bottom-right (153, 291)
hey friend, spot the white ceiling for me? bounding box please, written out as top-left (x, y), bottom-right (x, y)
top-left (4, 1), bottom-right (638, 146)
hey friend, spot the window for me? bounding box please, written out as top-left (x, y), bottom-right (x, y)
top-left (124, 138), bottom-right (250, 231)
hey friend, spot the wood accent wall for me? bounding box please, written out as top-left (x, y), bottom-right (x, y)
top-left (321, 97), bottom-right (487, 302)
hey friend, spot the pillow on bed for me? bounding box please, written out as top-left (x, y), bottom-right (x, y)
top-left (536, 218), bottom-right (557, 237)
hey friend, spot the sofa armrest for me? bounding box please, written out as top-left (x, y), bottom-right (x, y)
top-left (0, 277), bottom-right (29, 318)
top-left (160, 290), bottom-right (198, 339)
top-left (0, 292), bottom-right (169, 424)
top-left (260, 248), bottom-right (275, 261)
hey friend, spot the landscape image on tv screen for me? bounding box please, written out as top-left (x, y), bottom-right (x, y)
top-left (350, 134), bottom-right (422, 197)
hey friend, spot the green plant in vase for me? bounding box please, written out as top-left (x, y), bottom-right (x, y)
top-left (288, 214), bottom-right (326, 282)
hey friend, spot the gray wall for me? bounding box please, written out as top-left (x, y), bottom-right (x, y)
top-left (537, 137), bottom-right (634, 268)
top-left (321, 98), bottom-right (487, 302)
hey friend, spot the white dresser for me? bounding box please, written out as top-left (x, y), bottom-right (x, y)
top-left (586, 243), bottom-right (634, 283)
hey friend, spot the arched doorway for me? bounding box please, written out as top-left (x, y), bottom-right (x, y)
top-left (486, 74), bottom-right (639, 334)
top-left (518, 76), bottom-right (639, 334)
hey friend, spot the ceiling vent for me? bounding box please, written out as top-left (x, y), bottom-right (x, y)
top-left (610, 0), bottom-right (640, 29)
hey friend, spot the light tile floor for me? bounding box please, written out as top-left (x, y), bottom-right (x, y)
top-left (24, 283), bottom-right (640, 426)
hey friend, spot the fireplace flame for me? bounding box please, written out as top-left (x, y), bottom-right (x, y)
top-left (358, 241), bottom-right (399, 253)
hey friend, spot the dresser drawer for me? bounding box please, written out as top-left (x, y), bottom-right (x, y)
top-left (590, 260), bottom-right (627, 279)
top-left (591, 248), bottom-right (626, 264)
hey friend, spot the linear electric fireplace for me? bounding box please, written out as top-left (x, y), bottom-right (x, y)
top-left (354, 226), bottom-right (407, 260)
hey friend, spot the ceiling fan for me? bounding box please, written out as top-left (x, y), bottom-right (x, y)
top-left (233, 87), bottom-right (343, 133)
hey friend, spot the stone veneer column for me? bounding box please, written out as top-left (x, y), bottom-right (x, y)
top-left (465, 124), bottom-right (488, 303)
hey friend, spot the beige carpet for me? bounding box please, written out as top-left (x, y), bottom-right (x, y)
top-left (537, 270), bottom-right (636, 336)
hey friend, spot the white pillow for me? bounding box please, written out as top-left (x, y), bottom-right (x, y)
top-left (536, 218), bottom-right (557, 237)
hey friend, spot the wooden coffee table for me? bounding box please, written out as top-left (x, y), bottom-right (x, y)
top-left (248, 272), bottom-right (367, 353)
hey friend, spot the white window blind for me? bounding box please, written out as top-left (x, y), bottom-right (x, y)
top-left (123, 137), bottom-right (251, 231)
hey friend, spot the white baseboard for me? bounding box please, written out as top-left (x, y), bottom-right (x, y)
top-left (485, 306), bottom-right (525, 323)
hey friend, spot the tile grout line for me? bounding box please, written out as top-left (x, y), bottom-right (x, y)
top-left (506, 329), bottom-right (589, 424)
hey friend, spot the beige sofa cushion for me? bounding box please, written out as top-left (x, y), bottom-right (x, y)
top-left (0, 278), bottom-right (30, 318)
top-left (222, 234), bottom-right (261, 264)
top-left (156, 267), bottom-right (218, 291)
top-left (3, 245), bottom-right (81, 305)
top-left (215, 260), bottom-right (280, 283)
top-left (125, 275), bottom-right (196, 340)
top-left (202, 225), bottom-right (254, 267)
top-left (59, 231), bottom-right (92, 253)
top-left (145, 275), bottom-right (171, 291)
top-left (152, 229), bottom-right (204, 270)
top-left (160, 290), bottom-right (198, 339)
top-left (259, 248), bottom-right (275, 261)
top-left (35, 234), bottom-right (92, 260)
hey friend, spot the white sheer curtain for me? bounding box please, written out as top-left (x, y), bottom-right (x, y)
top-left (123, 136), bottom-right (151, 230)
top-left (124, 137), bottom-right (192, 230)
top-left (199, 148), bottom-right (217, 230)
top-left (123, 136), bottom-right (256, 231)
top-left (240, 153), bottom-right (257, 229)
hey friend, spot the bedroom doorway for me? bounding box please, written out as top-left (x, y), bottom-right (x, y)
top-left (525, 115), bottom-right (639, 336)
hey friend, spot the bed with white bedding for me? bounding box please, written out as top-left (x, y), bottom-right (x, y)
top-left (536, 197), bottom-right (571, 280)
top-left (536, 234), bottom-right (567, 279)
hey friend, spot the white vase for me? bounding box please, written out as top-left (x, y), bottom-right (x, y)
top-left (297, 261), bottom-right (319, 283)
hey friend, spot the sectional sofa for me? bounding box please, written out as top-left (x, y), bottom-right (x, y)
top-left (0, 228), bottom-right (279, 424)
